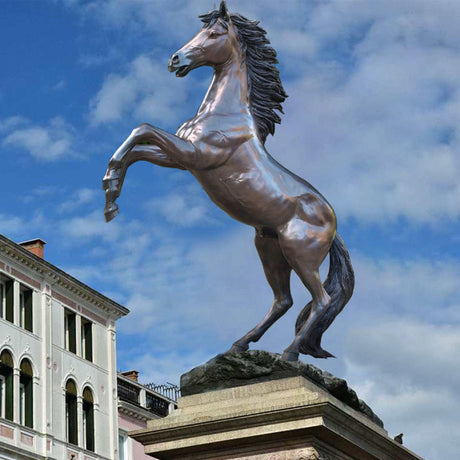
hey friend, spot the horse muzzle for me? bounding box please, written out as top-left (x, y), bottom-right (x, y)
top-left (168, 53), bottom-right (193, 77)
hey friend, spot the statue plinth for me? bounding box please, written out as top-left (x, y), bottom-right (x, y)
top-left (130, 352), bottom-right (423, 460)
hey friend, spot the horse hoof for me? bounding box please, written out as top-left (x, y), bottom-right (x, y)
top-left (104, 204), bottom-right (119, 222)
top-left (281, 350), bottom-right (299, 362)
top-left (102, 176), bottom-right (119, 191)
top-left (108, 159), bottom-right (122, 170)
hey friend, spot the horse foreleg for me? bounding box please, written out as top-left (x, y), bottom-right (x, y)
top-left (103, 144), bottom-right (186, 222)
top-left (229, 230), bottom-right (292, 353)
top-left (110, 123), bottom-right (196, 165)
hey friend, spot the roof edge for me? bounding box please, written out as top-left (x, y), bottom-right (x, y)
top-left (0, 234), bottom-right (129, 319)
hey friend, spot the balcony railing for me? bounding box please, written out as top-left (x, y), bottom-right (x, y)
top-left (117, 378), bottom-right (140, 405)
top-left (145, 392), bottom-right (169, 417)
top-left (144, 382), bottom-right (180, 402)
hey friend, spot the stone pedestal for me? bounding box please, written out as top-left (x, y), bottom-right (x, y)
top-left (131, 374), bottom-right (423, 459)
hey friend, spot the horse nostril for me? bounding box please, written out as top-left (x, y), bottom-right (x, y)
top-left (172, 54), bottom-right (180, 64)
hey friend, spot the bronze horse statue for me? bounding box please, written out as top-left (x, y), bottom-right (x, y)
top-left (103, 1), bottom-right (354, 362)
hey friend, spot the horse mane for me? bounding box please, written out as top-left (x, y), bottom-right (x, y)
top-left (200, 8), bottom-right (288, 145)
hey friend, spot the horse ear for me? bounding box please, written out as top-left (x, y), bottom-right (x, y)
top-left (219, 1), bottom-right (230, 21)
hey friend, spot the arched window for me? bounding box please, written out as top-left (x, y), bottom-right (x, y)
top-left (83, 387), bottom-right (95, 452)
top-left (20, 358), bottom-right (33, 428)
top-left (65, 379), bottom-right (78, 445)
top-left (0, 350), bottom-right (14, 421)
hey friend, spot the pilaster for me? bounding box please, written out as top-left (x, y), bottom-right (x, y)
top-left (13, 280), bottom-right (20, 326)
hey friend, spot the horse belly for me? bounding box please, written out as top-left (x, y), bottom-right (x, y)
top-left (192, 169), bottom-right (292, 227)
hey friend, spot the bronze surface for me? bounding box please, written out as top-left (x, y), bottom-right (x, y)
top-left (103, 1), bottom-right (354, 361)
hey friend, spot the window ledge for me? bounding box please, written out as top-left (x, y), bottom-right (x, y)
top-left (0, 318), bottom-right (41, 341)
top-left (53, 345), bottom-right (108, 374)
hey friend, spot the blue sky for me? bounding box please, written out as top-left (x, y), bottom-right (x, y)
top-left (1, 1), bottom-right (459, 458)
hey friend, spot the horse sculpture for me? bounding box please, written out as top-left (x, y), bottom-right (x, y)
top-left (103, 1), bottom-right (354, 362)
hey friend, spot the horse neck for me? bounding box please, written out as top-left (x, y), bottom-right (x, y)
top-left (198, 55), bottom-right (250, 117)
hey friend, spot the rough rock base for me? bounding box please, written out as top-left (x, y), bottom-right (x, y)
top-left (180, 351), bottom-right (382, 426)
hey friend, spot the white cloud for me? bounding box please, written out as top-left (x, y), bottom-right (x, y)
top-left (351, 256), bottom-right (460, 323)
top-left (0, 214), bottom-right (25, 236)
top-left (0, 116), bottom-right (28, 133)
top-left (119, 349), bottom-right (214, 386)
top-left (264, 2), bottom-right (460, 223)
top-left (2, 116), bottom-right (75, 161)
top-left (74, 0), bottom-right (212, 39)
top-left (346, 320), bottom-right (460, 392)
top-left (59, 210), bottom-right (124, 242)
top-left (58, 188), bottom-right (99, 213)
top-left (345, 319), bottom-right (460, 459)
top-left (89, 54), bottom-right (194, 126)
top-left (52, 79), bottom-right (67, 91)
top-left (145, 182), bottom-right (221, 227)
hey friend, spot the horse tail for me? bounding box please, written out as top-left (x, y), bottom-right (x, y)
top-left (295, 233), bottom-right (354, 358)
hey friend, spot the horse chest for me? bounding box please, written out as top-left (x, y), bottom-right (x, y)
top-left (176, 122), bottom-right (198, 142)
top-left (177, 116), bottom-right (250, 151)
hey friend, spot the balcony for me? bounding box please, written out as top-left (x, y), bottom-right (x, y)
top-left (117, 374), bottom-right (177, 420)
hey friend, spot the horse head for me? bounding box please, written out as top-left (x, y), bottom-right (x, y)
top-left (168, 1), bottom-right (240, 77)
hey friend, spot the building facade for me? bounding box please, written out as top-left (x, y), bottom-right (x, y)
top-left (117, 371), bottom-right (178, 460)
top-left (0, 235), bottom-right (129, 460)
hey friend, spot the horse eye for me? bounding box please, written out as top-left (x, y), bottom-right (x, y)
top-left (209, 31), bottom-right (218, 39)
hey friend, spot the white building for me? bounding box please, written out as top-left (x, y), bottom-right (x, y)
top-left (0, 234), bottom-right (129, 460)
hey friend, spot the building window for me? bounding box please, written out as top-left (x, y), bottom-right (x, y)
top-left (0, 276), bottom-right (14, 323)
top-left (64, 309), bottom-right (77, 353)
top-left (0, 350), bottom-right (14, 421)
top-left (81, 318), bottom-right (93, 362)
top-left (0, 375), bottom-right (5, 419)
top-left (19, 286), bottom-right (33, 332)
top-left (65, 379), bottom-right (78, 446)
top-left (83, 387), bottom-right (95, 452)
top-left (19, 358), bottom-right (33, 428)
top-left (0, 280), bottom-right (4, 320)
top-left (118, 432), bottom-right (128, 460)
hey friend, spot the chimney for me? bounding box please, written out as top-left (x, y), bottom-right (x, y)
top-left (121, 370), bottom-right (139, 382)
top-left (19, 239), bottom-right (47, 259)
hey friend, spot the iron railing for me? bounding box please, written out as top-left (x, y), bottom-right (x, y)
top-left (145, 392), bottom-right (170, 417)
top-left (144, 382), bottom-right (180, 402)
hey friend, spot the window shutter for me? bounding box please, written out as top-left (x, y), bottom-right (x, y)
top-left (84, 400), bottom-right (95, 451)
top-left (5, 280), bottom-right (13, 323)
top-left (66, 392), bottom-right (78, 445)
top-left (0, 351), bottom-right (14, 421)
top-left (68, 313), bottom-right (76, 353)
top-left (85, 322), bottom-right (93, 362)
top-left (20, 359), bottom-right (34, 428)
top-left (24, 290), bottom-right (33, 332)
top-left (5, 370), bottom-right (13, 421)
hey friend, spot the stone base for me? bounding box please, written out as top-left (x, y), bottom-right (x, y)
top-left (131, 375), bottom-right (423, 460)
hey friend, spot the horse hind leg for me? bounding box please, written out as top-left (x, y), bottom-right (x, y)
top-left (277, 226), bottom-right (332, 362)
top-left (282, 270), bottom-right (330, 361)
top-left (229, 230), bottom-right (293, 353)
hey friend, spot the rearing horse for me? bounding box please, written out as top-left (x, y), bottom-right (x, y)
top-left (103, 1), bottom-right (354, 362)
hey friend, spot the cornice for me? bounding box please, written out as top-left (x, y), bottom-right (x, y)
top-left (118, 400), bottom-right (160, 423)
top-left (0, 234), bottom-right (129, 319)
